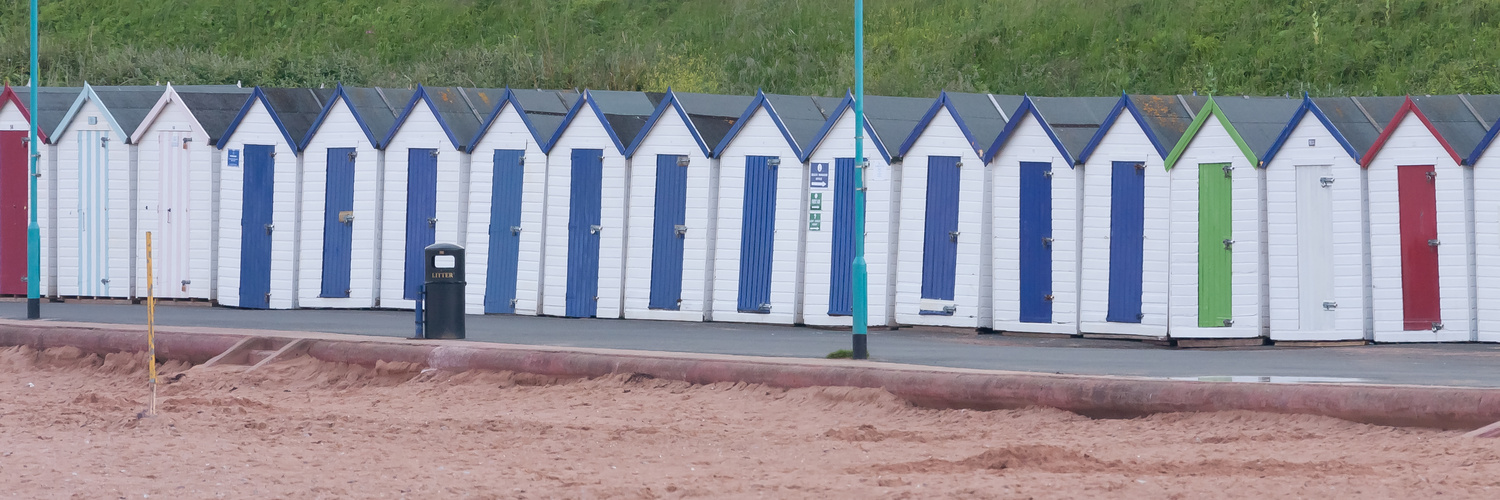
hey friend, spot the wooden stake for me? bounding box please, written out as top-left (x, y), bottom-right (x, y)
top-left (146, 232), bottom-right (157, 416)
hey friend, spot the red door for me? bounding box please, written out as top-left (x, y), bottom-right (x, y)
top-left (1397, 164), bottom-right (1441, 330)
top-left (0, 131), bottom-right (28, 295)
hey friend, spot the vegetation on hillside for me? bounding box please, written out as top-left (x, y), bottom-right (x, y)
top-left (2, 0), bottom-right (1499, 97)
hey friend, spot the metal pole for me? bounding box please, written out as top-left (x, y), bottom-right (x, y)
top-left (26, 0), bottom-right (41, 319)
top-left (851, 0), bottom-right (869, 359)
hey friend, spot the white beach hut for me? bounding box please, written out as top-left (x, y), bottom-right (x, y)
top-left (1260, 96), bottom-right (1380, 342)
top-left (296, 85), bottom-right (401, 310)
top-left (619, 90), bottom-right (751, 322)
top-left (1356, 96), bottom-right (1483, 342)
top-left (1072, 95), bottom-right (1192, 340)
top-left (130, 84), bottom-right (252, 302)
top-left (984, 95), bottom-right (1117, 335)
top-left (1462, 94), bottom-right (1500, 343)
top-left (893, 91), bottom-right (1017, 329)
top-left (376, 86), bottom-right (481, 310)
top-left (463, 88), bottom-right (578, 316)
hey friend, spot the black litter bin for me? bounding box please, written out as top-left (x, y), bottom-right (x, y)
top-left (423, 243), bottom-right (466, 339)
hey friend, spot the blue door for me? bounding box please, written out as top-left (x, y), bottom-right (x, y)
top-left (920, 156), bottom-right (961, 312)
top-left (238, 145), bottom-right (275, 309)
top-left (1018, 161), bottom-right (1053, 323)
top-left (484, 149), bottom-right (526, 314)
top-left (737, 155), bottom-right (778, 313)
top-left (828, 157), bottom-right (857, 316)
top-left (403, 149), bottom-right (437, 301)
top-left (649, 154), bottom-right (688, 310)
top-left (320, 148), bottom-right (356, 298)
top-left (1106, 160), bottom-right (1145, 323)
top-left (565, 149), bottom-right (604, 318)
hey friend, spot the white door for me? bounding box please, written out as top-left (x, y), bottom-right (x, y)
top-left (1296, 165), bottom-right (1335, 331)
top-left (157, 132), bottom-right (192, 299)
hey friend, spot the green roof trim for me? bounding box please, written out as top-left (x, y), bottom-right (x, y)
top-left (1163, 96), bottom-right (1258, 170)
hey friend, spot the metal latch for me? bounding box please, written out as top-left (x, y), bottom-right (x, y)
top-left (767, 158), bottom-right (780, 167)
top-left (1043, 237), bottom-right (1054, 246)
top-left (427, 217), bottom-right (437, 228)
top-left (430, 150), bottom-right (439, 158)
top-left (510, 225), bottom-right (522, 235)
top-left (1429, 239), bottom-right (1440, 247)
top-left (593, 296), bottom-right (599, 301)
top-left (509, 298), bottom-right (519, 307)
top-left (1323, 301), bottom-right (1338, 311)
top-left (1222, 165), bottom-right (1234, 177)
top-left (1134, 162), bottom-right (1146, 171)
top-left (759, 303), bottom-right (772, 312)
top-left (101, 278), bottom-right (110, 284)
top-left (1043, 170), bottom-right (1053, 178)
top-left (674, 224), bottom-right (687, 237)
top-left (1222, 318), bottom-right (1235, 327)
top-left (942, 304), bottom-right (957, 314)
top-left (590, 224), bottom-right (602, 234)
top-left (101, 136), bottom-right (109, 147)
top-left (955, 161), bottom-right (964, 168)
top-left (183, 280), bottom-right (191, 292)
top-left (339, 211), bottom-right (354, 224)
top-left (347, 151), bottom-right (358, 161)
top-left (949, 231), bottom-right (960, 242)
top-left (1426, 171), bottom-right (1436, 182)
top-left (1320, 177), bottom-right (1335, 187)
top-left (518, 156), bottom-right (526, 165)
top-left (265, 223), bottom-right (275, 234)
top-left (1044, 294), bottom-right (1054, 301)
top-left (1431, 322), bottom-right (1444, 332)
top-left (677, 156), bottom-right (690, 167)
top-left (1223, 239), bottom-right (1235, 250)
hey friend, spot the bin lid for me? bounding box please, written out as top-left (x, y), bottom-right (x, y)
top-left (425, 242), bottom-right (464, 253)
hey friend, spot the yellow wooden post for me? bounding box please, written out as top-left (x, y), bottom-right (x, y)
top-left (146, 232), bottom-right (157, 416)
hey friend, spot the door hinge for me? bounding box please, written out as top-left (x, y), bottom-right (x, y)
top-left (1223, 239), bottom-right (1235, 250)
top-left (1431, 322), bottom-right (1444, 332)
top-left (1222, 165), bottom-right (1234, 177)
top-left (955, 161), bottom-right (964, 169)
top-left (265, 292), bottom-right (271, 303)
top-left (510, 225), bottom-right (522, 235)
top-left (942, 304), bottom-right (957, 314)
top-left (101, 278), bottom-right (110, 285)
top-left (430, 150), bottom-right (439, 158)
top-left (767, 158), bottom-right (780, 167)
top-left (674, 224), bottom-right (687, 237)
top-left (1429, 239), bottom-right (1441, 247)
top-left (270, 152), bottom-right (277, 158)
top-left (348, 151), bottom-right (358, 161)
top-left (1222, 318), bottom-right (1234, 327)
top-left (101, 136), bottom-right (110, 147)
top-left (1043, 170), bottom-right (1053, 178)
top-left (518, 155), bottom-right (526, 165)
top-left (428, 217), bottom-right (438, 228)
top-left (676, 156), bottom-right (690, 167)
top-left (1043, 294), bottom-right (1054, 301)
top-left (590, 224), bottom-right (602, 234)
top-left (265, 223), bottom-right (275, 235)
top-left (1134, 162), bottom-right (1146, 172)
top-left (510, 298), bottom-right (519, 307)
top-left (1042, 237), bottom-right (1054, 246)
top-left (1426, 171), bottom-right (1436, 182)
top-left (949, 231), bottom-right (960, 242)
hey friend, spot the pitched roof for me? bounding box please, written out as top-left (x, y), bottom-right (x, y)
top-left (302, 85), bottom-right (389, 147)
top-left (81, 86), bottom-right (169, 142)
top-left (351, 87), bottom-right (406, 144)
top-left (173, 86), bottom-right (255, 146)
top-left (1409, 95), bottom-right (1488, 162)
top-left (898, 91), bottom-right (1011, 158)
top-left (1260, 96), bottom-right (1362, 165)
top-left (1030, 96), bottom-right (1118, 161)
top-left (261, 87), bottom-right (328, 150)
top-left (1359, 97), bottom-right (1463, 167)
top-left (1308, 97), bottom-right (1382, 158)
top-left (712, 91), bottom-right (826, 158)
top-left (589, 90), bottom-right (657, 151)
top-left (1463, 95), bottom-right (1500, 164)
top-left (382, 86), bottom-right (481, 151)
top-left (1128, 95), bottom-right (1194, 155)
top-left (669, 91), bottom-right (755, 154)
top-left (798, 92), bottom-right (931, 162)
top-left (12, 86), bottom-right (84, 143)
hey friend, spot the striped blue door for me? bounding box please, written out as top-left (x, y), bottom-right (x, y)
top-left (320, 148), bottom-right (356, 298)
top-left (565, 149), bottom-right (604, 318)
top-left (1018, 161), bottom-right (1053, 323)
top-left (828, 157), bottom-right (857, 316)
top-left (403, 149), bottom-right (438, 301)
top-left (1106, 160), bottom-right (1145, 323)
top-left (238, 145), bottom-right (275, 309)
top-left (920, 156), bottom-right (961, 310)
top-left (78, 130), bottom-right (110, 296)
top-left (649, 154), bottom-right (688, 310)
top-left (737, 155), bottom-right (778, 313)
top-left (484, 149), bottom-right (525, 314)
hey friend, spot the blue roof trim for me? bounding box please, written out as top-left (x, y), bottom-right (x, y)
top-left (382, 85), bottom-right (464, 151)
top-left (1468, 100), bottom-right (1500, 165)
top-left (896, 91), bottom-right (983, 159)
top-left (304, 83), bottom-right (381, 149)
top-left (982, 95), bottom-right (1075, 167)
top-left (799, 91), bottom-right (890, 163)
top-left (1076, 93), bottom-right (1168, 164)
top-left (1262, 95), bottom-right (1361, 166)
top-left (710, 90), bottom-right (803, 159)
top-left (543, 90), bottom-right (627, 155)
top-left (467, 87), bottom-right (547, 152)
top-left (624, 89), bottom-right (711, 158)
top-left (217, 86), bottom-right (302, 152)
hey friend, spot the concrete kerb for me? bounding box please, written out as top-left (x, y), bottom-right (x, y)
top-left (2, 319), bottom-right (1498, 431)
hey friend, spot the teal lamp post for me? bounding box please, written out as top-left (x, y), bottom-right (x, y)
top-left (26, 0), bottom-right (41, 319)
top-left (851, 0), bottom-right (868, 359)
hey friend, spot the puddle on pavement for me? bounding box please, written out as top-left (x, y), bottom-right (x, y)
top-left (1169, 376), bottom-right (1366, 384)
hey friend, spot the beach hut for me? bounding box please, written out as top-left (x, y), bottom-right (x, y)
top-left (708, 91), bottom-right (832, 324)
top-left (894, 92), bottom-right (1018, 329)
top-left (1260, 96), bottom-right (1380, 342)
top-left (48, 84), bottom-right (161, 299)
top-left (214, 87), bottom-right (328, 309)
top-left (1162, 95), bottom-right (1301, 342)
top-left (1073, 95), bottom-right (1193, 340)
top-left (1462, 94), bottom-right (1500, 343)
top-left (376, 86), bottom-right (481, 310)
top-left (619, 90), bottom-right (751, 322)
top-left (131, 84), bottom-right (253, 302)
top-left (796, 92), bottom-right (928, 327)
top-left (464, 88), bottom-right (579, 316)
top-left (984, 95), bottom-right (1117, 335)
top-left (1357, 95), bottom-right (1485, 342)
top-left (0, 85), bottom-right (46, 297)
top-left (539, 90), bottom-right (656, 319)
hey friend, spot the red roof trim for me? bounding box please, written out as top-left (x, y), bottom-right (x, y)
top-left (0, 85), bottom-right (47, 143)
top-left (1360, 96), bottom-right (1462, 168)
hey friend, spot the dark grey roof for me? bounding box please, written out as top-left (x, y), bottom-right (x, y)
top-left (1128, 95), bottom-right (1193, 152)
top-left (671, 92), bottom-right (755, 152)
top-left (763, 94), bottom-right (833, 151)
top-left (344, 87), bottom-right (401, 144)
top-left (421, 87), bottom-right (481, 149)
top-left (1207, 96), bottom-right (1304, 159)
top-left (371, 87), bottom-right (416, 142)
top-left (516, 89), bottom-right (579, 144)
top-left (1464, 95), bottom-right (1500, 127)
top-left (1411, 95), bottom-right (1489, 158)
top-left (1309, 97), bottom-right (1382, 157)
top-left (944, 92), bottom-right (1010, 150)
top-left (88, 86), bottom-right (166, 138)
top-left (15, 87), bottom-right (82, 142)
top-left (1029, 96), bottom-right (1118, 159)
top-left (262, 88), bottom-right (327, 149)
top-left (861, 95), bottom-right (933, 156)
top-left (1349, 96), bottom-right (1407, 129)
top-left (588, 90), bottom-right (656, 148)
top-left (174, 86), bottom-right (254, 145)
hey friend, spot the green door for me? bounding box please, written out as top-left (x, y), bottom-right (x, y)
top-left (1198, 163), bottom-right (1232, 327)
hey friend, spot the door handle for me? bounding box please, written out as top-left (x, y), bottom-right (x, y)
top-left (1323, 301), bottom-right (1337, 311)
top-left (428, 217), bottom-right (438, 228)
top-left (590, 224), bottom-right (602, 234)
top-left (949, 231), bottom-right (960, 242)
top-left (1429, 239), bottom-right (1440, 247)
top-left (510, 225), bottom-right (522, 235)
top-left (1223, 239), bottom-right (1234, 250)
top-left (265, 223), bottom-right (274, 235)
top-left (674, 224), bottom-right (687, 237)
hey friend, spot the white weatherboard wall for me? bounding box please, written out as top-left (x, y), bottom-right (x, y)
top-left (466, 104), bottom-right (547, 316)
top-left (623, 108), bottom-right (712, 322)
top-left (1266, 118), bottom-right (1368, 341)
top-left (541, 107), bottom-right (629, 318)
top-left (1365, 116), bottom-right (1474, 342)
top-left (1078, 113), bottom-right (1170, 338)
top-left (134, 94), bottom-right (215, 301)
top-left (217, 99), bottom-right (299, 309)
top-left (298, 96), bottom-right (381, 309)
top-left (1472, 143), bottom-right (1500, 343)
top-left (711, 107), bottom-right (804, 324)
top-left (896, 107), bottom-right (991, 328)
top-left (378, 104), bottom-right (465, 310)
top-left (54, 98), bottom-right (132, 298)
top-left (990, 112), bottom-right (1077, 335)
top-left (1166, 117), bottom-right (1264, 339)
top-left (802, 108), bottom-right (893, 327)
